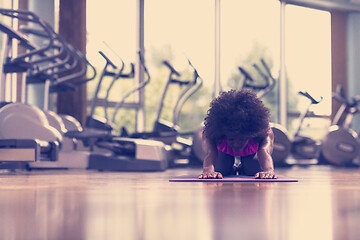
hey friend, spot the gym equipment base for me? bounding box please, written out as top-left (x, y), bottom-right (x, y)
top-left (0, 139), bottom-right (40, 162)
top-left (169, 175), bottom-right (298, 182)
top-left (88, 153), bottom-right (168, 171)
top-left (29, 151), bottom-right (90, 169)
top-left (87, 137), bottom-right (170, 171)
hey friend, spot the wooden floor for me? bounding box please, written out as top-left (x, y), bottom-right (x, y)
top-left (0, 164), bottom-right (360, 240)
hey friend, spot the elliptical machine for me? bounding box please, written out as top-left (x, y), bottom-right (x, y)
top-left (122, 58), bottom-right (204, 165)
top-left (63, 50), bottom-right (170, 171)
top-left (0, 8), bottom-right (78, 168)
top-left (290, 91), bottom-right (323, 161)
top-left (319, 85), bottom-right (360, 166)
top-left (86, 50), bottom-right (135, 132)
top-left (0, 8), bottom-right (101, 170)
top-left (0, 8), bottom-right (170, 172)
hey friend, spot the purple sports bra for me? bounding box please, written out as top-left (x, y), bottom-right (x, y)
top-left (217, 138), bottom-right (259, 157)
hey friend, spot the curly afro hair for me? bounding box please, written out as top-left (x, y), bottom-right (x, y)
top-left (203, 89), bottom-right (270, 142)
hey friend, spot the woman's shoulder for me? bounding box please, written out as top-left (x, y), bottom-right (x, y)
top-left (254, 127), bottom-right (273, 143)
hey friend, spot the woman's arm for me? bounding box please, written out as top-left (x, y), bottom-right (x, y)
top-left (198, 136), bottom-right (223, 179)
top-left (255, 127), bottom-right (277, 179)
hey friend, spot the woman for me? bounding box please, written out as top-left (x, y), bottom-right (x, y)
top-left (198, 89), bottom-right (277, 179)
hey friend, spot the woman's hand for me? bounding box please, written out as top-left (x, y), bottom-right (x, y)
top-left (256, 128), bottom-right (277, 179)
top-left (199, 168), bottom-right (223, 179)
top-left (199, 137), bottom-right (222, 179)
top-left (254, 169), bottom-right (277, 179)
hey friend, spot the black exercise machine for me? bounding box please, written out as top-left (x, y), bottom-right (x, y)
top-left (319, 85), bottom-right (360, 166)
top-left (121, 58), bottom-right (204, 166)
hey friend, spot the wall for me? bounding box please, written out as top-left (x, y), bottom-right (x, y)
top-left (347, 13), bottom-right (360, 131)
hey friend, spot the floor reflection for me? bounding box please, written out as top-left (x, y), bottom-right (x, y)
top-left (0, 183), bottom-right (87, 240)
top-left (203, 182), bottom-right (276, 239)
top-left (0, 167), bottom-right (359, 240)
top-left (85, 180), bottom-right (213, 240)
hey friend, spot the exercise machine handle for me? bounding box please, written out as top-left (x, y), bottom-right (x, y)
top-left (164, 60), bottom-right (193, 85)
top-left (172, 58), bottom-right (203, 125)
top-left (294, 91), bottom-right (323, 137)
top-left (163, 60), bottom-right (181, 77)
top-left (238, 66), bottom-right (254, 82)
top-left (260, 58), bottom-right (274, 79)
top-left (72, 56), bottom-right (97, 86)
top-left (0, 8), bottom-right (56, 64)
top-left (331, 85), bottom-right (358, 107)
top-left (57, 46), bottom-right (97, 85)
top-left (298, 91), bottom-right (323, 105)
top-left (15, 24), bottom-right (76, 75)
top-left (99, 51), bottom-right (117, 69)
top-left (111, 51), bottom-right (151, 123)
top-left (0, 22), bottom-right (35, 50)
top-left (238, 66), bottom-right (268, 90)
top-left (117, 63), bottom-right (135, 78)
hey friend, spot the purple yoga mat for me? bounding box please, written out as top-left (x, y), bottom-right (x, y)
top-left (169, 175), bottom-right (298, 182)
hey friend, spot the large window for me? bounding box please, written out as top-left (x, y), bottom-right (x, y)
top-left (86, 1), bottom-right (332, 137)
top-left (87, 0), bottom-right (136, 64)
top-left (221, 0), bottom-right (280, 122)
top-left (144, 0), bottom-right (214, 132)
top-left (87, 0), bottom-right (137, 133)
top-left (0, 0), bottom-right (19, 102)
top-left (285, 5), bottom-right (331, 138)
top-left (87, 0), bottom-right (214, 134)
